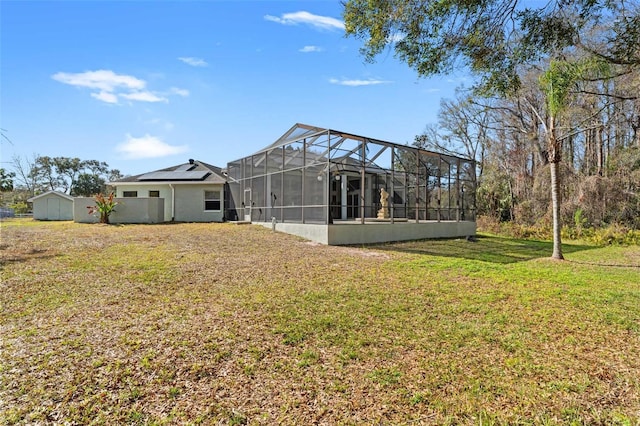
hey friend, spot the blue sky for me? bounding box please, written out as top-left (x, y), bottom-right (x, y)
top-left (1, 1), bottom-right (469, 177)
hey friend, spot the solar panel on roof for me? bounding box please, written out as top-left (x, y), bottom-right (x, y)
top-left (138, 171), bottom-right (210, 181)
top-left (174, 164), bottom-right (196, 172)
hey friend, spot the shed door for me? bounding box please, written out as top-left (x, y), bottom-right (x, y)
top-left (47, 198), bottom-right (60, 220)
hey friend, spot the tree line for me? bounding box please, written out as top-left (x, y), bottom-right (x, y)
top-left (415, 68), bottom-right (639, 228)
top-left (344, 0), bottom-right (640, 257)
top-left (0, 155), bottom-right (122, 213)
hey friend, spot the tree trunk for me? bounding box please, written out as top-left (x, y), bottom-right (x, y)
top-left (633, 113), bottom-right (640, 148)
top-left (548, 115), bottom-right (564, 260)
top-left (549, 160), bottom-right (564, 259)
top-left (566, 134), bottom-right (574, 170)
top-left (584, 127), bottom-right (593, 174)
top-left (596, 124), bottom-right (604, 177)
top-left (100, 213), bottom-right (109, 224)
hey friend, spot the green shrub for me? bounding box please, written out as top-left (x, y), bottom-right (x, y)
top-left (87, 193), bottom-right (118, 224)
top-left (479, 215), bottom-right (639, 246)
top-left (561, 224), bottom-right (639, 245)
top-left (10, 201), bottom-right (29, 215)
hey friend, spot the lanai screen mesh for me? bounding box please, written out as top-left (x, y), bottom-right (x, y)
top-left (226, 124), bottom-right (476, 224)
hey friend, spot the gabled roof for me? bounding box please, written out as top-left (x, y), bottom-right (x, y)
top-left (27, 190), bottom-right (74, 202)
top-left (110, 160), bottom-right (226, 185)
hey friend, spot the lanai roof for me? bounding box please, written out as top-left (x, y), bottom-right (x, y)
top-left (251, 123), bottom-right (471, 163)
top-left (239, 123), bottom-right (473, 177)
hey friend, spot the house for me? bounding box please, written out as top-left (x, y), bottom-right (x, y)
top-left (225, 123), bottom-right (477, 245)
top-left (28, 190), bottom-right (74, 221)
top-left (108, 159), bottom-right (226, 223)
top-left (99, 124), bottom-right (476, 245)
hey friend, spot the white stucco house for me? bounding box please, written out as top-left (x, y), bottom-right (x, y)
top-left (108, 159), bottom-right (227, 223)
top-left (74, 123), bottom-right (477, 245)
top-left (28, 190), bottom-right (74, 221)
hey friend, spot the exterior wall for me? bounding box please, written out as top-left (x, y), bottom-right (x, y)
top-left (327, 221), bottom-right (477, 245)
top-left (114, 184), bottom-right (224, 222)
top-left (115, 185), bottom-right (173, 222)
top-left (74, 197), bottom-right (164, 224)
top-left (257, 222), bottom-right (330, 244)
top-left (174, 184), bottom-right (224, 222)
top-left (32, 194), bottom-right (73, 221)
top-left (257, 220), bottom-right (476, 245)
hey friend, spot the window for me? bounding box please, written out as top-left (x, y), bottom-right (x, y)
top-left (204, 190), bottom-right (221, 211)
top-left (123, 191), bottom-right (138, 197)
top-left (149, 190), bottom-right (160, 198)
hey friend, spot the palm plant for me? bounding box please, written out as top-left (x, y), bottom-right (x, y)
top-left (87, 192), bottom-right (118, 224)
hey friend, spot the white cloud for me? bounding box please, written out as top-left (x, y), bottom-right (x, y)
top-left (265, 11), bottom-right (344, 31)
top-left (90, 91), bottom-right (119, 104)
top-left (116, 134), bottom-right (188, 159)
top-left (53, 69), bottom-right (188, 104)
top-left (52, 70), bottom-right (145, 92)
top-left (329, 78), bottom-right (393, 87)
top-left (169, 87), bottom-right (190, 97)
top-left (299, 45), bottom-right (324, 53)
top-left (120, 91), bottom-right (168, 103)
top-left (178, 57), bottom-right (208, 67)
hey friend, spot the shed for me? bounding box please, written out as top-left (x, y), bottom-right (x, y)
top-left (27, 191), bottom-right (74, 221)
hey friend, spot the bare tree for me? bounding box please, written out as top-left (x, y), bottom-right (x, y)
top-left (11, 154), bottom-right (40, 196)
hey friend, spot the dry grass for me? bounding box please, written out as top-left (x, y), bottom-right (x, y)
top-left (1, 219), bottom-right (639, 425)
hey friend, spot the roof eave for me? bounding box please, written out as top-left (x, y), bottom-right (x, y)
top-left (108, 180), bottom-right (225, 186)
top-left (27, 190), bottom-right (74, 202)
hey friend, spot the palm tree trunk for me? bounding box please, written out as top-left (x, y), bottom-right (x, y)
top-left (548, 116), bottom-right (564, 260)
top-left (549, 159), bottom-right (564, 259)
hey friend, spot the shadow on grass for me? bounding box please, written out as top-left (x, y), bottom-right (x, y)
top-left (371, 234), bottom-right (598, 265)
top-left (0, 248), bottom-right (61, 267)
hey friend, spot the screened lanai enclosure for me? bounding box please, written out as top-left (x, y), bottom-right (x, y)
top-left (225, 124), bottom-right (477, 245)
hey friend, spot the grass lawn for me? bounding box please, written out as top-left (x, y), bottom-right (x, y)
top-left (1, 219), bottom-right (639, 425)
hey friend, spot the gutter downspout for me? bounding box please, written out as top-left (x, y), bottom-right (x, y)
top-left (169, 184), bottom-right (175, 221)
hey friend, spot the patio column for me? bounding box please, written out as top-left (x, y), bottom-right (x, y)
top-left (360, 141), bottom-right (366, 224)
top-left (390, 146), bottom-right (395, 224)
top-left (341, 175), bottom-right (347, 220)
top-left (437, 157), bottom-right (442, 222)
top-left (302, 138), bottom-right (306, 224)
top-left (456, 157), bottom-right (461, 222)
top-left (415, 152), bottom-right (419, 223)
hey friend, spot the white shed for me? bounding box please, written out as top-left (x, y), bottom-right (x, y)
top-left (27, 191), bottom-right (74, 221)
